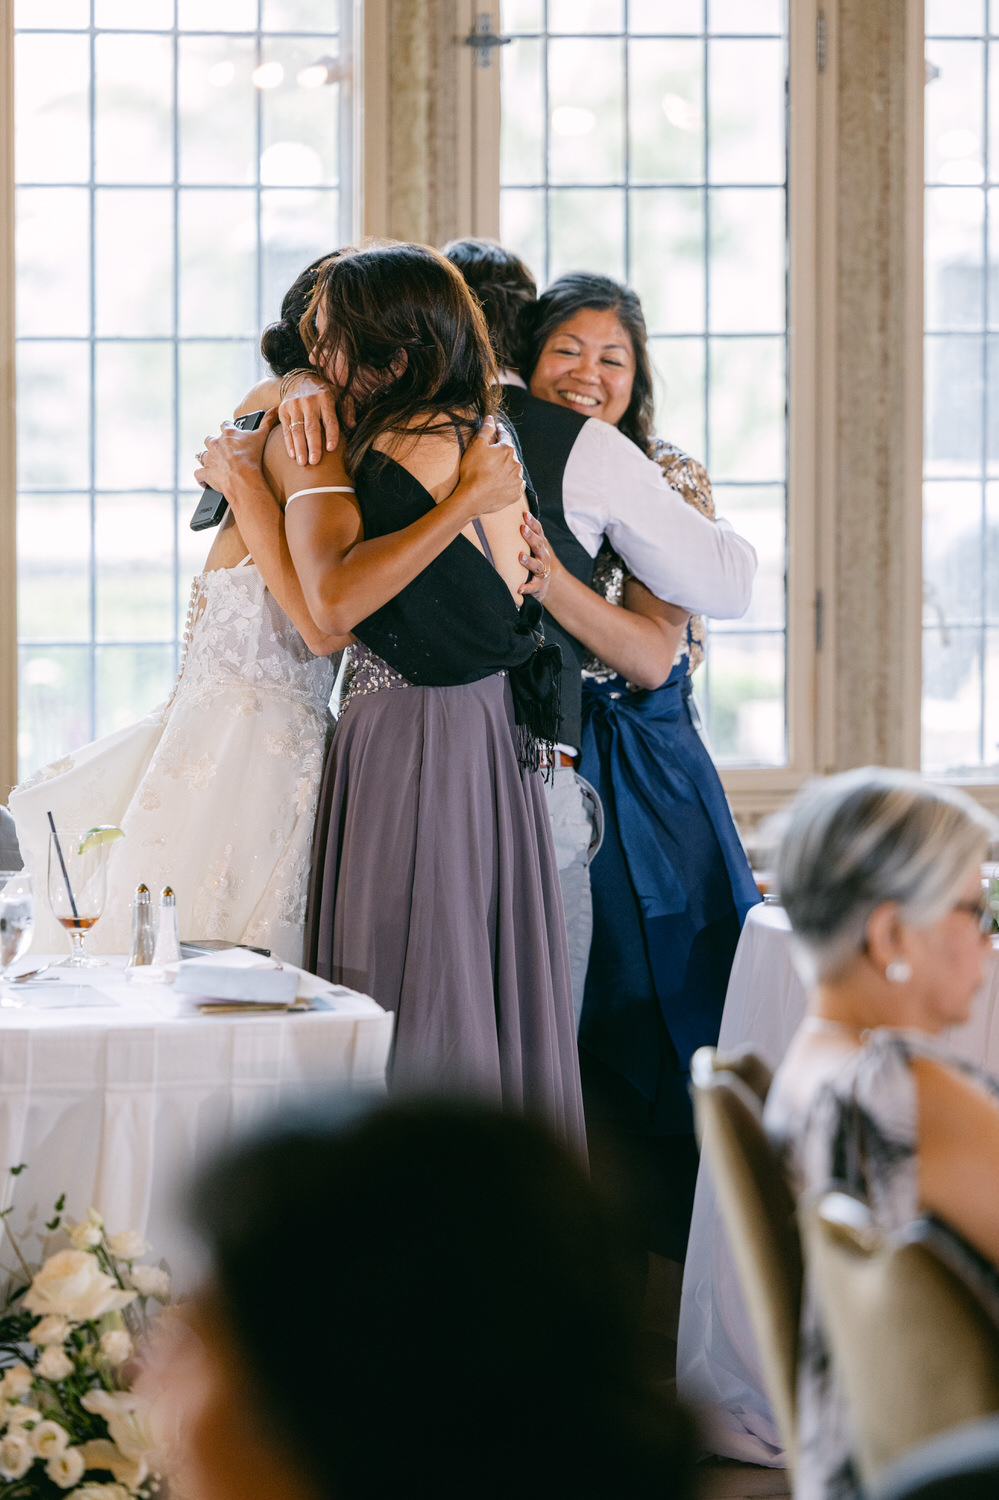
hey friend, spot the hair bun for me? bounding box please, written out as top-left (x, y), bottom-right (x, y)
top-left (261, 317), bottom-right (309, 379)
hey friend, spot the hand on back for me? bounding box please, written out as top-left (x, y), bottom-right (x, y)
top-left (277, 376), bottom-right (340, 467)
top-left (454, 417), bottom-right (527, 518)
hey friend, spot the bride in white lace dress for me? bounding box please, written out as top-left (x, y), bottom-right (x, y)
top-left (12, 543), bottom-right (340, 964)
top-left (11, 265), bottom-right (349, 963)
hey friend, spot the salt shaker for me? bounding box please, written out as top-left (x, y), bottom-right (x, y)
top-left (151, 886), bottom-right (181, 968)
top-left (125, 884), bottom-right (155, 976)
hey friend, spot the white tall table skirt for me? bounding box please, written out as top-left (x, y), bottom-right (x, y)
top-left (676, 903), bottom-right (999, 1466)
top-left (0, 959), bottom-right (392, 1291)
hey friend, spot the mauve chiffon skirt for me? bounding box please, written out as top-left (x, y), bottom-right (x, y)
top-left (304, 673), bottom-right (585, 1154)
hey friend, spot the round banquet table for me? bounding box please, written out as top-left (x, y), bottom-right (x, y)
top-left (0, 956), bottom-right (392, 1292)
top-left (676, 902), bottom-right (999, 1466)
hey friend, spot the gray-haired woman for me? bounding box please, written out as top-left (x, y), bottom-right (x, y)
top-left (763, 767), bottom-right (999, 1500)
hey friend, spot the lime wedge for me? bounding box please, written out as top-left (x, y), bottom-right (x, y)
top-left (77, 826), bottom-right (124, 856)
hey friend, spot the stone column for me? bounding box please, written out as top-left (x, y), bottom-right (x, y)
top-left (365, 0), bottom-right (499, 246)
top-left (824, 0), bottom-right (923, 771)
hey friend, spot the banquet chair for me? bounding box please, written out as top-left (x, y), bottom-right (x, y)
top-left (690, 1045), bottom-right (802, 1474)
top-left (802, 1193), bottom-right (999, 1488)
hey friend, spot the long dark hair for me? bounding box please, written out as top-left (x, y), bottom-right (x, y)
top-left (301, 243), bottom-right (499, 475)
top-left (521, 272), bottom-right (656, 453)
top-left (442, 237), bottom-right (537, 374)
top-left (189, 1096), bottom-right (695, 1500)
top-left (260, 253), bottom-right (338, 377)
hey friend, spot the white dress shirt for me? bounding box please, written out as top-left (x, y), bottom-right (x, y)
top-left (562, 417), bottom-right (756, 619)
top-left (499, 375), bottom-right (757, 619)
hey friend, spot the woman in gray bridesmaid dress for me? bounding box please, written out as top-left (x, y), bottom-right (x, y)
top-left (202, 243), bottom-right (584, 1153)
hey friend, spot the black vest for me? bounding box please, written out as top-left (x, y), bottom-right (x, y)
top-left (502, 385), bottom-right (594, 751)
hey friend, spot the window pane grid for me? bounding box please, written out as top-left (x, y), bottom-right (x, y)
top-left (923, 18), bottom-right (999, 774)
top-left (500, 0), bottom-right (789, 767)
top-left (15, 0), bottom-right (349, 776)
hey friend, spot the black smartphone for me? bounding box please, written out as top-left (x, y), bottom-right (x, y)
top-left (189, 409), bottom-right (266, 532)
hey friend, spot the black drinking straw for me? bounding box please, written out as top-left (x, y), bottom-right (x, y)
top-left (46, 812), bottom-right (79, 922)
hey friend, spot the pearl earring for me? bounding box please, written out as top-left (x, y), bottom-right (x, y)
top-left (886, 960), bottom-right (911, 984)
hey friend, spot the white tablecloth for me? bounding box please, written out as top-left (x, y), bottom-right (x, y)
top-left (676, 903), bottom-right (999, 1465)
top-left (0, 958), bottom-right (393, 1291)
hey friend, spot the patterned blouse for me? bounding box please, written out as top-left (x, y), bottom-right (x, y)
top-left (581, 438), bottom-right (715, 683)
top-left (764, 1029), bottom-right (999, 1500)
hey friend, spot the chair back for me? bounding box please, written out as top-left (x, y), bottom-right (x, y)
top-left (690, 1045), bottom-right (802, 1472)
top-left (803, 1193), bottom-right (999, 1485)
top-left (871, 1414), bottom-right (999, 1500)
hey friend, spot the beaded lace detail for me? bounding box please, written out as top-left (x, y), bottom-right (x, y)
top-left (168, 562), bottom-right (338, 716)
top-left (339, 641), bottom-right (412, 712)
top-left (581, 439), bottom-right (714, 685)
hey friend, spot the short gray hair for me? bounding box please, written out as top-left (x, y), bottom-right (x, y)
top-left (777, 767), bottom-right (998, 982)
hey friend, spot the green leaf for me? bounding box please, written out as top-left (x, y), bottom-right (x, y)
top-left (53, 1194), bottom-right (65, 1212)
top-left (8, 1165), bottom-right (26, 1176)
top-left (44, 1216), bottom-right (61, 1231)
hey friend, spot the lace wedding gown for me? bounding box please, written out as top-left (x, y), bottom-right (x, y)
top-left (10, 558), bottom-right (338, 964)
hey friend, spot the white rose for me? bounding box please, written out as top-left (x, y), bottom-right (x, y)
top-left (105, 1231), bottom-right (149, 1263)
top-left (68, 1222), bottom-right (102, 1251)
top-left (80, 1391), bottom-right (154, 1463)
top-left (31, 1419), bottom-right (69, 1457)
top-left (47, 1446), bottom-right (85, 1490)
top-left (0, 1364), bottom-right (33, 1400)
top-left (23, 1251), bottom-right (136, 1321)
top-left (5, 1406), bottom-right (42, 1429)
top-left (98, 1331), bottom-right (132, 1366)
top-left (32, 1315), bottom-right (71, 1347)
top-left (128, 1264), bottom-right (170, 1302)
top-left (36, 1346), bottom-right (74, 1382)
top-left (80, 1438), bottom-right (147, 1490)
top-left (0, 1429), bottom-right (34, 1480)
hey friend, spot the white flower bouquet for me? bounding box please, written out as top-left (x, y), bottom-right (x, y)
top-left (0, 1173), bottom-right (169, 1500)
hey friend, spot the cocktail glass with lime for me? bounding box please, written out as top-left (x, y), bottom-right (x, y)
top-left (47, 826), bottom-right (122, 968)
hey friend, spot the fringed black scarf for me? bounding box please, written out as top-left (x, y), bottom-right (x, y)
top-left (350, 434), bottom-right (562, 772)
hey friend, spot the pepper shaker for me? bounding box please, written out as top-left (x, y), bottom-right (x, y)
top-left (125, 883), bottom-right (155, 976)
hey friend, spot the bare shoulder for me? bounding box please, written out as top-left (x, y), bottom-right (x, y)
top-left (235, 378), bottom-right (281, 419)
top-left (912, 1054), bottom-right (999, 1141)
top-left (261, 426), bottom-right (353, 509)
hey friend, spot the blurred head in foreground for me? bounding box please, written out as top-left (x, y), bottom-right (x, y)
top-left (778, 766), bottom-right (997, 1030)
top-left (170, 1096), bottom-right (694, 1500)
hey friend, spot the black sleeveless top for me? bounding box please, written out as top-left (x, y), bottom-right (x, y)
top-left (350, 445), bottom-right (562, 760)
top-left (501, 386), bottom-right (594, 751)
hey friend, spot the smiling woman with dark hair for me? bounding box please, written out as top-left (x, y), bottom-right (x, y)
top-left (518, 270), bottom-right (761, 1270)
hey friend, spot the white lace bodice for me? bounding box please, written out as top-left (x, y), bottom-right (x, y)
top-left (175, 560), bottom-right (338, 715)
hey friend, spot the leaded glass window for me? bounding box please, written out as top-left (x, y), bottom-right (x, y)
top-left (499, 0), bottom-right (789, 767)
top-left (923, 0), bottom-right (999, 775)
top-left (14, 0), bottom-right (350, 778)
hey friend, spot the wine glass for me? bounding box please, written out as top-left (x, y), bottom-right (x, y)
top-left (47, 829), bottom-right (108, 968)
top-left (0, 873), bottom-right (34, 990)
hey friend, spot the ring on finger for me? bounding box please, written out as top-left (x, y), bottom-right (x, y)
top-left (289, 420), bottom-right (305, 428)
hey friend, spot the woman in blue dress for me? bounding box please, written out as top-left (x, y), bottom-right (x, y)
top-left (522, 274), bottom-right (761, 1265)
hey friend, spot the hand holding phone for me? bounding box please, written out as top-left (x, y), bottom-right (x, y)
top-left (190, 409), bottom-right (266, 531)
